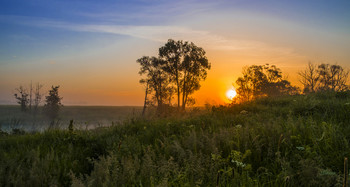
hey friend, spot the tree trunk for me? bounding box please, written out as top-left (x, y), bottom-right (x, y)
top-left (142, 82), bottom-right (148, 116)
top-left (176, 71), bottom-right (180, 110)
top-left (182, 72), bottom-right (187, 111)
top-left (29, 81), bottom-right (32, 112)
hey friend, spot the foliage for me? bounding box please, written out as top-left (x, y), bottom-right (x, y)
top-left (1, 92), bottom-right (350, 186)
top-left (137, 56), bottom-right (173, 114)
top-left (137, 39), bottom-right (211, 113)
top-left (235, 64), bottom-right (298, 102)
top-left (44, 85), bottom-right (63, 120)
top-left (159, 39), bottom-right (211, 110)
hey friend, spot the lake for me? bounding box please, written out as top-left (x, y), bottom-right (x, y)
top-left (0, 105), bottom-right (143, 132)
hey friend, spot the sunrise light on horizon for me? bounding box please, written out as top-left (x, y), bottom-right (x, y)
top-left (1, 0), bottom-right (350, 106)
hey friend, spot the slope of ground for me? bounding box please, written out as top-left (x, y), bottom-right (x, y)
top-left (1, 91), bottom-right (350, 186)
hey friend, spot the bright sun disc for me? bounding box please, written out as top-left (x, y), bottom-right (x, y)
top-left (226, 89), bottom-right (237, 100)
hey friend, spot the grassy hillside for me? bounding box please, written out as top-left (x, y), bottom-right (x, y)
top-left (1, 92), bottom-right (350, 186)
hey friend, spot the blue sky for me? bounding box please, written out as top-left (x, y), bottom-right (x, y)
top-left (1, 0), bottom-right (350, 105)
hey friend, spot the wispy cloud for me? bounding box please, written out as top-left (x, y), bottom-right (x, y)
top-left (0, 15), bottom-right (299, 58)
top-left (74, 0), bottom-right (220, 24)
top-left (24, 18), bottom-right (266, 50)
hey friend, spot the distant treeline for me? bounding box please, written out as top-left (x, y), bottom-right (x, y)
top-left (137, 40), bottom-right (349, 112)
top-left (13, 84), bottom-right (63, 120)
top-left (234, 62), bottom-right (349, 103)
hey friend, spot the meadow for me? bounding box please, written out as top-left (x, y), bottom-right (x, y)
top-left (1, 91), bottom-right (350, 186)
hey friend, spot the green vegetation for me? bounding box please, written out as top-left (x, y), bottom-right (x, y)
top-left (1, 91), bottom-right (350, 186)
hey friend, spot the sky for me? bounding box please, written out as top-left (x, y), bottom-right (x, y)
top-left (1, 0), bottom-right (350, 106)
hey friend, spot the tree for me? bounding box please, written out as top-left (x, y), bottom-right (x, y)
top-left (140, 79), bottom-right (150, 116)
top-left (299, 63), bottom-right (349, 93)
top-left (158, 39), bottom-right (183, 109)
top-left (317, 64), bottom-right (349, 91)
top-left (14, 86), bottom-right (29, 112)
top-left (299, 62), bottom-right (319, 93)
top-left (137, 56), bottom-right (172, 114)
top-left (235, 64), bottom-right (298, 102)
top-left (13, 82), bottom-right (43, 113)
top-left (33, 83), bottom-right (44, 115)
top-left (44, 86), bottom-right (63, 120)
top-left (137, 39), bottom-right (210, 113)
top-left (159, 39), bottom-right (210, 110)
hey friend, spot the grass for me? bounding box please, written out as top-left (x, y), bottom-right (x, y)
top-left (1, 92), bottom-right (350, 186)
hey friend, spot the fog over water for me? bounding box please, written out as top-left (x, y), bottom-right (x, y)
top-left (0, 106), bottom-right (143, 133)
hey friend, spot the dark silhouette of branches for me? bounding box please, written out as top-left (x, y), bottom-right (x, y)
top-left (14, 86), bottom-right (29, 112)
top-left (299, 62), bottom-right (319, 93)
top-left (14, 82), bottom-right (44, 114)
top-left (299, 63), bottom-right (349, 93)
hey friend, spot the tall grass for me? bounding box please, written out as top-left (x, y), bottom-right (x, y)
top-left (1, 92), bottom-right (349, 186)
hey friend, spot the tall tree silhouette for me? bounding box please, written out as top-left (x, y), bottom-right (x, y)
top-left (137, 39), bottom-right (210, 113)
top-left (137, 56), bottom-right (172, 113)
top-left (159, 39), bottom-right (210, 110)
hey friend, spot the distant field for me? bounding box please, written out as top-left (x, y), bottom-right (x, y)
top-left (0, 105), bottom-right (143, 132)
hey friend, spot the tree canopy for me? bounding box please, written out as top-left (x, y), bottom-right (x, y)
top-left (137, 39), bottom-right (211, 113)
top-left (235, 64), bottom-right (298, 102)
top-left (44, 85), bottom-right (63, 120)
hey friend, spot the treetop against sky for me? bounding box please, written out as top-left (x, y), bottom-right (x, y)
top-left (1, 0), bottom-right (350, 105)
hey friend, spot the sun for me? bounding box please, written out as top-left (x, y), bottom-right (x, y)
top-left (226, 88), bottom-right (237, 100)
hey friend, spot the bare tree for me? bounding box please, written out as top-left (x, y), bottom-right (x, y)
top-left (33, 83), bottom-right (44, 114)
top-left (29, 81), bottom-right (33, 111)
top-left (317, 64), bottom-right (349, 91)
top-left (329, 64), bottom-right (349, 91)
top-left (299, 62), bottom-right (319, 93)
top-left (299, 63), bottom-right (349, 93)
top-left (14, 86), bottom-right (29, 112)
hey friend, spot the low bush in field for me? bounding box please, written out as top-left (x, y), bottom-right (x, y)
top-left (1, 92), bottom-right (350, 186)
